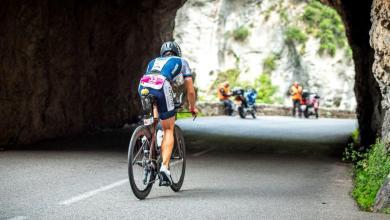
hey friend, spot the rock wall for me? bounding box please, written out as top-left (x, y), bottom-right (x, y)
top-left (370, 0), bottom-right (390, 212)
top-left (197, 102), bottom-right (356, 119)
top-left (174, 0), bottom-right (357, 110)
top-left (323, 0), bottom-right (383, 147)
top-left (370, 0), bottom-right (390, 143)
top-left (0, 0), bottom-right (185, 146)
top-left (0, 0), bottom-right (388, 150)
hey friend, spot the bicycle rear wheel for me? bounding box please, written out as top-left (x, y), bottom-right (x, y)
top-left (128, 126), bottom-right (155, 200)
top-left (170, 125), bottom-right (186, 192)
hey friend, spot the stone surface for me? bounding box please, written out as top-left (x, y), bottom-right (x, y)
top-left (0, 0), bottom-right (185, 146)
top-left (197, 102), bottom-right (356, 119)
top-left (370, 0), bottom-right (390, 212)
top-left (175, 0), bottom-right (357, 110)
top-left (370, 0), bottom-right (390, 143)
top-left (0, 0), bottom-right (389, 151)
top-left (322, 0), bottom-right (383, 147)
top-left (374, 173), bottom-right (390, 212)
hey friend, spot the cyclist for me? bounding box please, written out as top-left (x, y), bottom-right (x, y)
top-left (138, 41), bottom-right (198, 186)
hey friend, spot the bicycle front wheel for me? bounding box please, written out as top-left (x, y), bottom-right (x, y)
top-left (128, 126), bottom-right (155, 200)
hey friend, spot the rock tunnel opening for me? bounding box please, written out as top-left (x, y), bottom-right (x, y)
top-left (173, 0), bottom-right (386, 148)
top-left (0, 0), bottom-right (388, 149)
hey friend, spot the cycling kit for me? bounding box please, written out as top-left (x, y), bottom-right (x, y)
top-left (138, 56), bottom-right (192, 120)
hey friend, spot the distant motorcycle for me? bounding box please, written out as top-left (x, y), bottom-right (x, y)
top-left (300, 91), bottom-right (320, 119)
top-left (232, 88), bottom-right (257, 119)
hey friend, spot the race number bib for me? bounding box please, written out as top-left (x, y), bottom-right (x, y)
top-left (140, 75), bottom-right (166, 90)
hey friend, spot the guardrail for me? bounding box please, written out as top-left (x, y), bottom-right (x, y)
top-left (197, 102), bottom-right (356, 119)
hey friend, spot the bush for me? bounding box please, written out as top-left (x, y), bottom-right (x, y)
top-left (212, 68), bottom-right (241, 90)
top-left (352, 141), bottom-right (390, 211)
top-left (232, 26), bottom-right (250, 41)
top-left (254, 74), bottom-right (279, 104)
top-left (302, 0), bottom-right (349, 57)
top-left (284, 26), bottom-right (308, 44)
top-left (263, 55), bottom-right (279, 73)
top-left (176, 111), bottom-right (204, 119)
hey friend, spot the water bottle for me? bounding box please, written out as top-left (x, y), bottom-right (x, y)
top-left (156, 129), bottom-right (164, 150)
top-left (141, 136), bottom-right (149, 157)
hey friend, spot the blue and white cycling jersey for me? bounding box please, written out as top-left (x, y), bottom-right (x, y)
top-left (138, 56), bottom-right (192, 120)
top-left (146, 56), bottom-right (192, 86)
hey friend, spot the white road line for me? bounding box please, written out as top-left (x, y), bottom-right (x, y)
top-left (192, 147), bottom-right (215, 157)
top-left (59, 179), bottom-right (128, 206)
top-left (7, 216), bottom-right (28, 220)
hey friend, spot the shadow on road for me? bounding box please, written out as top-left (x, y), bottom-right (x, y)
top-left (6, 116), bottom-right (356, 159)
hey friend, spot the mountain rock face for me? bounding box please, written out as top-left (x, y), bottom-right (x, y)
top-left (322, 0), bottom-right (384, 146)
top-left (370, 0), bottom-right (390, 143)
top-left (175, 0), bottom-right (389, 146)
top-left (0, 0), bottom-right (185, 146)
top-left (175, 0), bottom-right (357, 110)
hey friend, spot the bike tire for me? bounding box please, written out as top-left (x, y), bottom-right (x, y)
top-left (304, 109), bottom-right (309, 118)
top-left (128, 126), bottom-right (155, 200)
top-left (170, 125), bottom-right (186, 192)
top-left (238, 107), bottom-right (245, 119)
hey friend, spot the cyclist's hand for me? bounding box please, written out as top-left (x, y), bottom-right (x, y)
top-left (190, 107), bottom-right (199, 117)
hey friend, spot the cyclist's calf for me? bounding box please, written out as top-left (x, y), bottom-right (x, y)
top-left (160, 117), bottom-right (175, 167)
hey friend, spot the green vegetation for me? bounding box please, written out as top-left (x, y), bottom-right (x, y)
top-left (346, 47), bottom-right (353, 60)
top-left (176, 111), bottom-right (204, 120)
top-left (232, 26), bottom-right (250, 41)
top-left (284, 26), bottom-right (308, 44)
top-left (344, 131), bottom-right (390, 212)
top-left (302, 0), bottom-right (348, 57)
top-left (263, 54), bottom-right (279, 73)
top-left (278, 5), bottom-right (289, 24)
top-left (254, 74), bottom-right (278, 104)
top-left (211, 67), bottom-right (279, 104)
top-left (351, 141), bottom-right (390, 211)
top-left (263, 4), bottom-right (277, 21)
top-left (343, 129), bottom-right (364, 163)
top-left (212, 68), bottom-right (241, 90)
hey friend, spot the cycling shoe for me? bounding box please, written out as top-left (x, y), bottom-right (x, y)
top-left (159, 166), bottom-right (173, 186)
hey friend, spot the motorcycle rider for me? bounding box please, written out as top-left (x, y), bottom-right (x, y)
top-left (290, 81), bottom-right (303, 117)
top-left (138, 41), bottom-right (198, 186)
top-left (217, 81), bottom-right (233, 115)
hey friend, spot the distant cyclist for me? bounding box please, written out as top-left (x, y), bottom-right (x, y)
top-left (138, 41), bottom-right (198, 186)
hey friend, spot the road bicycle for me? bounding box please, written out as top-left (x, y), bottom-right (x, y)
top-left (128, 88), bottom-right (193, 200)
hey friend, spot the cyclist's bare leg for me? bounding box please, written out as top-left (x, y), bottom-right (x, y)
top-left (161, 116), bottom-right (175, 167)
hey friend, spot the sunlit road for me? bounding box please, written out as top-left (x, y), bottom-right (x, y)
top-left (0, 116), bottom-right (387, 219)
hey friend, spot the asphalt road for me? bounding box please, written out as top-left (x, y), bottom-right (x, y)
top-left (0, 116), bottom-right (388, 219)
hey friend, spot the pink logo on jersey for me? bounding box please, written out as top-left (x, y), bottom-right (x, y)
top-left (140, 75), bottom-right (166, 90)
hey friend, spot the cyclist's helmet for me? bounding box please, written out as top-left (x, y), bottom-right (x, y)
top-left (160, 41), bottom-right (182, 57)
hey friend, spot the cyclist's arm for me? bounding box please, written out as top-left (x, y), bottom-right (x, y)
top-left (180, 58), bottom-right (197, 114)
top-left (184, 78), bottom-right (197, 113)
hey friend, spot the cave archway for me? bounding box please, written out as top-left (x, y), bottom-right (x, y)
top-left (322, 0), bottom-right (384, 147)
top-left (0, 0), bottom-right (388, 148)
top-left (173, 0), bottom-right (387, 148)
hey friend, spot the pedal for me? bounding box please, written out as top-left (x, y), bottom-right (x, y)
top-left (158, 173), bottom-right (171, 187)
